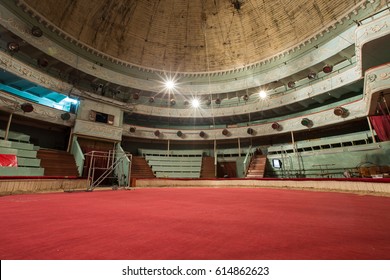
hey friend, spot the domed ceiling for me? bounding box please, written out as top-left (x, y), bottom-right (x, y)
top-left (21, 0), bottom-right (368, 74)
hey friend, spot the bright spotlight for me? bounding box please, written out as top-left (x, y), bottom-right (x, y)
top-left (191, 98), bottom-right (200, 108)
top-left (259, 90), bottom-right (267, 99)
top-left (165, 79), bottom-right (176, 90)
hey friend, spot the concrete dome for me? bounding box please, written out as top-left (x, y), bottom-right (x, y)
top-left (21, 0), bottom-right (369, 73)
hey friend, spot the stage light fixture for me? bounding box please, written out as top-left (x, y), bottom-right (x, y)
top-left (308, 72), bottom-right (317, 79)
top-left (31, 26), bottom-right (43, 37)
top-left (7, 42), bottom-right (19, 53)
top-left (247, 128), bottom-right (254, 135)
top-left (288, 81), bottom-right (296, 88)
top-left (334, 106), bottom-right (349, 117)
top-left (60, 112), bottom-right (70, 121)
top-left (21, 103), bottom-right (34, 113)
top-left (271, 122), bottom-right (281, 130)
top-left (301, 118), bottom-right (313, 127)
top-left (323, 65), bottom-right (333, 73)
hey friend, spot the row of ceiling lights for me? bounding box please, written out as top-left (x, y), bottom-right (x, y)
top-left (6, 27), bottom-right (49, 68)
top-left (131, 64), bottom-right (334, 106)
top-left (132, 90), bottom-right (269, 108)
top-left (287, 65), bottom-right (333, 89)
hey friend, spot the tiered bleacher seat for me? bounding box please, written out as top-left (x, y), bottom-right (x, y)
top-left (139, 149), bottom-right (203, 178)
top-left (0, 129), bottom-right (30, 143)
top-left (0, 136), bottom-right (44, 176)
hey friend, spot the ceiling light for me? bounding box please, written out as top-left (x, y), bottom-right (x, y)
top-left (191, 98), bottom-right (200, 108)
top-left (165, 79), bottom-right (176, 90)
top-left (259, 90), bottom-right (267, 99)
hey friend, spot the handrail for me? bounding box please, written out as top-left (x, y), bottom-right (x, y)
top-left (70, 138), bottom-right (85, 176)
top-left (116, 144), bottom-right (132, 188)
top-left (243, 145), bottom-right (254, 176)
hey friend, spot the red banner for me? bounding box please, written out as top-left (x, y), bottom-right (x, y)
top-left (0, 154), bottom-right (18, 167)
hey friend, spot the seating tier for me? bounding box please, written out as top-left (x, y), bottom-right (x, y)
top-left (141, 149), bottom-right (202, 178)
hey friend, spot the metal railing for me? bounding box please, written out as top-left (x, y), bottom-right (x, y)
top-left (243, 145), bottom-right (255, 177)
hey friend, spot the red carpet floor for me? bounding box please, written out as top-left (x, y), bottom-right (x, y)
top-left (0, 187), bottom-right (389, 260)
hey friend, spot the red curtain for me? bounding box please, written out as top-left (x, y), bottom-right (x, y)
top-left (370, 115), bottom-right (390, 142)
top-left (0, 154), bottom-right (18, 167)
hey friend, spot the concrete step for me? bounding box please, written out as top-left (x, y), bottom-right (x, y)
top-left (0, 147), bottom-right (37, 158)
top-left (0, 166), bottom-right (44, 176)
top-left (17, 157), bottom-right (41, 167)
top-left (0, 139), bottom-right (34, 151)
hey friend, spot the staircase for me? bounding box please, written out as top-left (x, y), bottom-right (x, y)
top-left (131, 156), bottom-right (155, 179)
top-left (200, 156), bottom-right (216, 178)
top-left (246, 155), bottom-right (267, 178)
top-left (37, 149), bottom-right (79, 177)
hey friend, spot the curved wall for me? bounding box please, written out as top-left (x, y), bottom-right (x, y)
top-left (0, 7), bottom-right (389, 142)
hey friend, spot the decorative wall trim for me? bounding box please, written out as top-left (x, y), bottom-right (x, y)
top-left (132, 67), bottom-right (362, 118)
top-left (356, 13), bottom-right (390, 73)
top-left (0, 91), bottom-right (76, 126)
top-left (73, 119), bottom-right (122, 141)
top-left (0, 52), bottom-right (71, 94)
top-left (123, 64), bottom-right (390, 141)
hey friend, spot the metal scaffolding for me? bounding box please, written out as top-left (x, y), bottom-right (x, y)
top-left (85, 150), bottom-right (132, 191)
